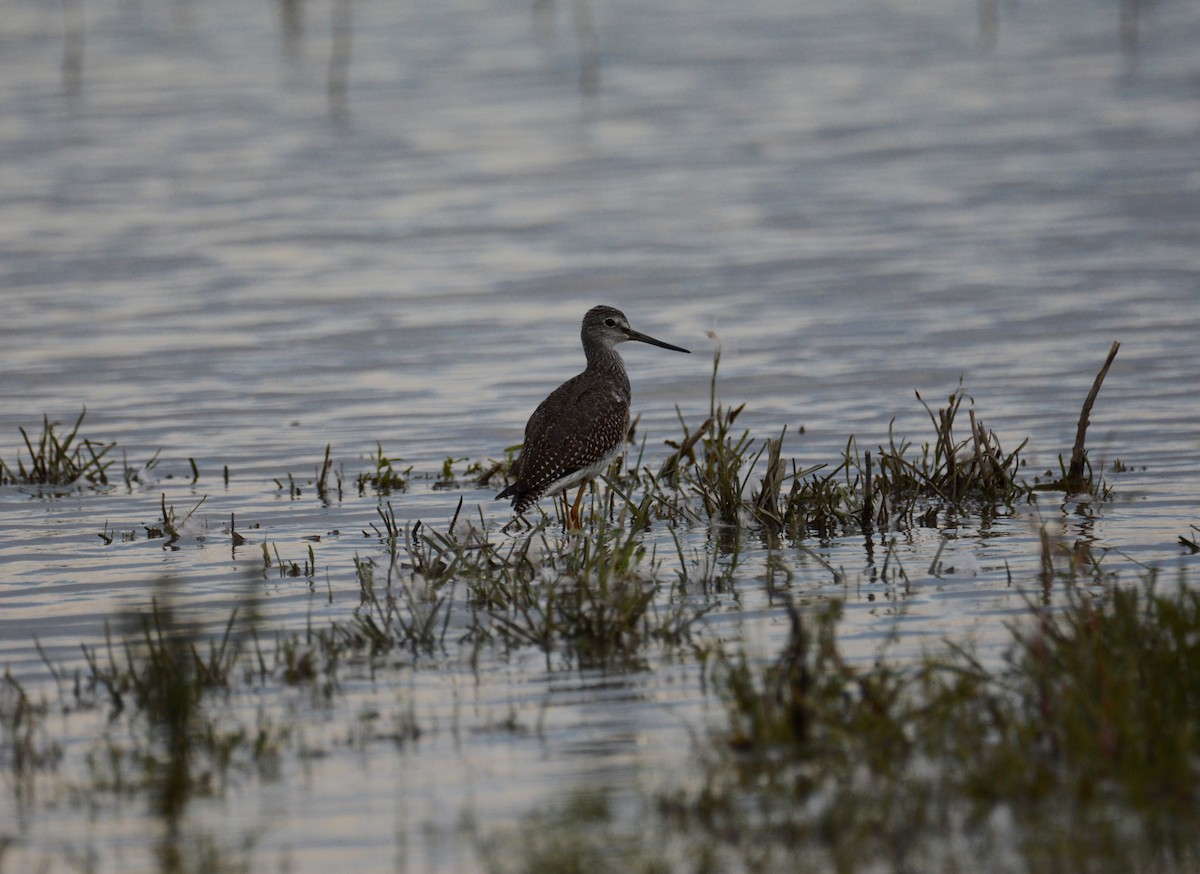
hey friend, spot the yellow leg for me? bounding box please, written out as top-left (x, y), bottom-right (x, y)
top-left (569, 483), bottom-right (587, 529)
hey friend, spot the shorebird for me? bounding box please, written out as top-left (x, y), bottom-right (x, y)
top-left (496, 305), bottom-right (690, 527)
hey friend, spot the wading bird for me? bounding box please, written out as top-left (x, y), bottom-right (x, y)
top-left (496, 305), bottom-right (690, 527)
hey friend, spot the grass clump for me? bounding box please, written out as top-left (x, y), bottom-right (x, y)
top-left (59, 587), bottom-right (401, 826)
top-left (656, 575), bottom-right (1200, 872)
top-left (0, 410), bottom-right (116, 488)
top-left (79, 597), bottom-right (266, 822)
top-left (824, 383), bottom-right (1030, 531)
top-left (639, 344), bottom-right (1120, 540)
top-left (781, 386), bottom-right (1028, 538)
top-left (342, 503), bottom-right (708, 670)
top-left (1000, 583), bottom-right (1200, 831)
top-left (484, 521), bottom-right (669, 669)
top-left (356, 443), bottom-right (411, 496)
top-left (663, 370), bottom-right (1031, 539)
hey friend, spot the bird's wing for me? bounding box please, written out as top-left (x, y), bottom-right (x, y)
top-left (514, 374), bottom-right (629, 492)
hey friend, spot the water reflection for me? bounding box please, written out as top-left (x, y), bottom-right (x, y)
top-left (533, 0), bottom-right (602, 97)
top-left (280, 0), bottom-right (304, 61)
top-left (1119, 0), bottom-right (1155, 56)
top-left (328, 0), bottom-right (353, 124)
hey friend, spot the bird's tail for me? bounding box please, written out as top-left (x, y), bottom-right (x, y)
top-left (495, 483), bottom-right (539, 516)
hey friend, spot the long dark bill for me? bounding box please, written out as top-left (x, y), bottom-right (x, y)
top-left (625, 328), bottom-right (690, 354)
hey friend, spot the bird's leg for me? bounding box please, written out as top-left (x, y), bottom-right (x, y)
top-left (569, 483), bottom-right (588, 529)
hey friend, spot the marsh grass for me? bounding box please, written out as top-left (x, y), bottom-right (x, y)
top-left (482, 574), bottom-right (1200, 873)
top-left (348, 550), bottom-right (456, 658)
top-left (260, 540), bottom-right (317, 578)
top-left (0, 411), bottom-right (116, 488)
top-left (315, 443), bottom-right (340, 502)
top-left (588, 356), bottom-right (1040, 544)
top-left (478, 788), bottom-right (675, 874)
top-left (684, 353), bottom-right (757, 525)
top-left (877, 386), bottom-right (1028, 507)
top-left (997, 582), bottom-right (1200, 849)
top-left (356, 442), bottom-right (411, 495)
top-left (484, 522), bottom-right (664, 668)
top-left (755, 384), bottom-right (1032, 540)
top-left (51, 582), bottom-right (418, 805)
top-left (346, 504), bottom-right (711, 669)
top-left (71, 597), bottom-right (280, 824)
top-left (434, 455), bottom-right (471, 490)
top-left (645, 574), bottom-right (1200, 872)
top-left (0, 671), bottom-right (64, 803)
top-left (144, 493), bottom-right (207, 547)
top-left (619, 344), bottom-right (1115, 543)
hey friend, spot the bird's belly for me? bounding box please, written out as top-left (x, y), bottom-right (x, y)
top-left (540, 440), bottom-right (623, 497)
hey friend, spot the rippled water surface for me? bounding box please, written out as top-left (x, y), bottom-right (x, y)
top-left (2, 0), bottom-right (1198, 870)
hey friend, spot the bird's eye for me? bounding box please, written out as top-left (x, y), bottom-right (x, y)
top-left (603, 318), bottom-right (617, 328)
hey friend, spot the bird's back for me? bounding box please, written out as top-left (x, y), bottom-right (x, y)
top-left (499, 368), bottom-right (631, 511)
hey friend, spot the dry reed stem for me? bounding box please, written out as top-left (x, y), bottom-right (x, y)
top-left (1065, 341), bottom-right (1120, 492)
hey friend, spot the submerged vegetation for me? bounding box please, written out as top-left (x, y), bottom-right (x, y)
top-left (6, 342), bottom-right (1192, 872)
top-left (715, 582), bottom-right (1200, 872)
top-left (481, 575), bottom-right (1200, 874)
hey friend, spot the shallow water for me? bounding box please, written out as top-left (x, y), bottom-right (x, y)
top-left (2, 0), bottom-right (1199, 870)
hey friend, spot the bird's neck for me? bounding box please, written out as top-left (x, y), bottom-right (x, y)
top-left (584, 346), bottom-right (631, 392)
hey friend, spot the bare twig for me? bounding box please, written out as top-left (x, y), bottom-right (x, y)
top-left (1065, 341), bottom-right (1120, 493)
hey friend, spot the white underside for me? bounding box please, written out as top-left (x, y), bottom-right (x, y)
top-left (541, 442), bottom-right (622, 498)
